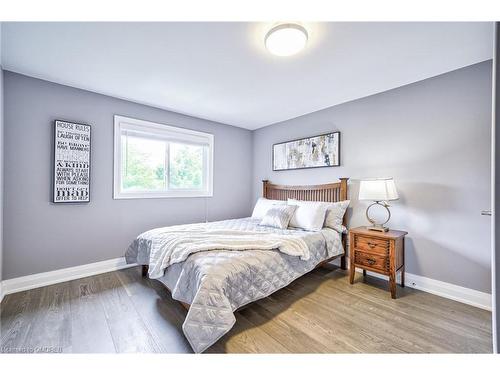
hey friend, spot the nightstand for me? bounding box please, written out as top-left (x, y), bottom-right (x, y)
top-left (349, 226), bottom-right (408, 299)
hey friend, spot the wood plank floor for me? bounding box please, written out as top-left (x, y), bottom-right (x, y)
top-left (0, 265), bottom-right (492, 353)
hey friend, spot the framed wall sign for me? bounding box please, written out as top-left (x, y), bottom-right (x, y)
top-left (273, 131), bottom-right (340, 171)
top-left (52, 120), bottom-right (91, 203)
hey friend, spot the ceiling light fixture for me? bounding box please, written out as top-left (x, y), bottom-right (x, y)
top-left (265, 24), bottom-right (308, 57)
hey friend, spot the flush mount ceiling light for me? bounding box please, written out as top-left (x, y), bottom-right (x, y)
top-left (265, 24), bottom-right (308, 56)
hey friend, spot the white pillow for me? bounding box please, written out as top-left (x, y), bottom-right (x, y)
top-left (287, 199), bottom-right (328, 232)
top-left (259, 205), bottom-right (298, 229)
top-left (251, 198), bottom-right (286, 219)
top-left (324, 200), bottom-right (350, 233)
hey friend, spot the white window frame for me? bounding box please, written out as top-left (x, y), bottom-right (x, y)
top-left (113, 115), bottom-right (214, 199)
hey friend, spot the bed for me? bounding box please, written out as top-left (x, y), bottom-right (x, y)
top-left (125, 179), bottom-right (349, 353)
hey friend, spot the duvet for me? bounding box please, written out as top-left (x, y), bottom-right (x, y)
top-left (125, 217), bottom-right (344, 353)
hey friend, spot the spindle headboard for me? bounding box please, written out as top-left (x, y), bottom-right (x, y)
top-left (262, 178), bottom-right (349, 203)
top-left (262, 178), bottom-right (349, 270)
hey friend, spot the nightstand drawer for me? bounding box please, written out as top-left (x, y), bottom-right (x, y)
top-left (354, 250), bottom-right (389, 271)
top-left (353, 235), bottom-right (390, 255)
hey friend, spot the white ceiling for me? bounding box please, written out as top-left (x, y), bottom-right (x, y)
top-left (1, 22), bottom-right (494, 130)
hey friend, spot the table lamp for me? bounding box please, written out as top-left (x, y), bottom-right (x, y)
top-left (358, 178), bottom-right (399, 232)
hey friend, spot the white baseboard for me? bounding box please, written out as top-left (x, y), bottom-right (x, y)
top-left (1, 257), bottom-right (491, 312)
top-left (354, 268), bottom-right (492, 311)
top-left (1, 257), bottom-right (137, 298)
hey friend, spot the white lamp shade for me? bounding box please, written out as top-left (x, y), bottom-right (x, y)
top-left (359, 178), bottom-right (399, 201)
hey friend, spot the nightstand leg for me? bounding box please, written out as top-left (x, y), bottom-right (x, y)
top-left (389, 273), bottom-right (396, 299)
top-left (362, 269), bottom-right (367, 277)
top-left (401, 266), bottom-right (405, 287)
top-left (349, 266), bottom-right (355, 284)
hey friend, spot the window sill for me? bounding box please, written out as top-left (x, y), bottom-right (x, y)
top-left (113, 191), bottom-right (213, 199)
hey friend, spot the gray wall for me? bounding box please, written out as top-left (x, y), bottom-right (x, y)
top-left (253, 61), bottom-right (492, 293)
top-left (3, 71), bottom-right (253, 279)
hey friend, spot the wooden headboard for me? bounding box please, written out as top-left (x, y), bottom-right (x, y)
top-left (262, 178), bottom-right (349, 203)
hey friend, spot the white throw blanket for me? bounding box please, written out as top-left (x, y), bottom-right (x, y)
top-left (147, 226), bottom-right (310, 278)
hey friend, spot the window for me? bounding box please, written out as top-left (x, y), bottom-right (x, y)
top-left (113, 115), bottom-right (213, 199)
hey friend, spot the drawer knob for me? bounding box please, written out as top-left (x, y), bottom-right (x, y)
top-left (367, 258), bottom-right (376, 265)
top-left (367, 242), bottom-right (376, 248)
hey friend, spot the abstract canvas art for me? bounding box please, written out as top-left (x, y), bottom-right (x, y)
top-left (273, 131), bottom-right (340, 171)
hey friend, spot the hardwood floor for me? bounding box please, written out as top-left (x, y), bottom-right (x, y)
top-left (0, 265), bottom-right (492, 353)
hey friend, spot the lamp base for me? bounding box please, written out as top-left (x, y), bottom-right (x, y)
top-left (365, 202), bottom-right (391, 233)
top-left (366, 225), bottom-right (389, 232)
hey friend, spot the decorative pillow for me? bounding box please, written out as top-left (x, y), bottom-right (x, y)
top-left (287, 199), bottom-right (329, 232)
top-left (251, 198), bottom-right (286, 219)
top-left (324, 200), bottom-right (350, 233)
top-left (259, 205), bottom-right (298, 229)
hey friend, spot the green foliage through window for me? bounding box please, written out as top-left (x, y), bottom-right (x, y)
top-left (121, 136), bottom-right (166, 191)
top-left (169, 143), bottom-right (203, 189)
top-left (121, 135), bottom-right (204, 191)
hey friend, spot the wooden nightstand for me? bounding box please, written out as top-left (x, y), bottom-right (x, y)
top-left (349, 226), bottom-right (408, 299)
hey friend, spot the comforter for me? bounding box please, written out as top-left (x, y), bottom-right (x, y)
top-left (125, 217), bottom-right (344, 353)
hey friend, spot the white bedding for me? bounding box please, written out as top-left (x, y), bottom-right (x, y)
top-left (125, 217), bottom-right (344, 353)
top-left (141, 224), bottom-right (311, 278)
